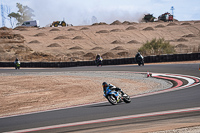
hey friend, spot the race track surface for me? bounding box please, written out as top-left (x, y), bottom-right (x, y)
top-left (0, 63), bottom-right (200, 132)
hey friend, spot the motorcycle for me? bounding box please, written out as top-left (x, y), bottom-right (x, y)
top-left (14, 61), bottom-right (20, 69)
top-left (137, 55), bottom-right (144, 66)
top-left (95, 58), bottom-right (103, 67)
top-left (104, 85), bottom-right (131, 105)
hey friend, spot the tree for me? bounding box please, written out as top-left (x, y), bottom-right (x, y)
top-left (8, 3), bottom-right (35, 26)
top-left (8, 12), bottom-right (20, 28)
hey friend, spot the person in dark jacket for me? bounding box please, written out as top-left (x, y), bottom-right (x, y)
top-left (135, 52), bottom-right (143, 63)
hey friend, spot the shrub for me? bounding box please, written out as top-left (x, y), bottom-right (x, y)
top-left (138, 38), bottom-right (175, 55)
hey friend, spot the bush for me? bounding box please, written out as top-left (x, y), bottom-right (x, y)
top-left (138, 38), bottom-right (175, 55)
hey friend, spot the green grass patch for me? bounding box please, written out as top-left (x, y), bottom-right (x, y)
top-left (138, 38), bottom-right (175, 56)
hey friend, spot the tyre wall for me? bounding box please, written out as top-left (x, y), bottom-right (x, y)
top-left (0, 53), bottom-right (199, 68)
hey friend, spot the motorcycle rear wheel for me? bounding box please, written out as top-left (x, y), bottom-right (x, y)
top-left (107, 95), bottom-right (117, 105)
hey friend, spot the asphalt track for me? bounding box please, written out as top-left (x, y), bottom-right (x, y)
top-left (0, 63), bottom-right (200, 132)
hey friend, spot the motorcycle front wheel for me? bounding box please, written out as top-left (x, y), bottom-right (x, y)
top-left (123, 93), bottom-right (131, 103)
top-left (107, 95), bottom-right (117, 105)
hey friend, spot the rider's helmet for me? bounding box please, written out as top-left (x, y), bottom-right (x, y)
top-left (102, 82), bottom-right (108, 88)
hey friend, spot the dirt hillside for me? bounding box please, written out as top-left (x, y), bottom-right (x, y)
top-left (0, 20), bottom-right (200, 62)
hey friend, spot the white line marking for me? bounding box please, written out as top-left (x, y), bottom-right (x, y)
top-left (5, 107), bottom-right (200, 133)
top-left (129, 73), bottom-right (200, 98)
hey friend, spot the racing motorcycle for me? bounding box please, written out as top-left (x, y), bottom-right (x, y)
top-left (95, 58), bottom-right (103, 67)
top-left (137, 55), bottom-right (144, 66)
top-left (14, 61), bottom-right (20, 69)
top-left (104, 84), bottom-right (131, 105)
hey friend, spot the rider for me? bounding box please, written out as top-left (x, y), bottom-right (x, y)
top-left (95, 54), bottom-right (103, 66)
top-left (96, 54), bottom-right (103, 61)
top-left (102, 82), bottom-right (123, 96)
top-left (14, 58), bottom-right (20, 65)
top-left (14, 58), bottom-right (20, 69)
top-left (135, 52), bottom-right (143, 63)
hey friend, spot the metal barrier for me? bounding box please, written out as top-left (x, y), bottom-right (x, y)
top-left (0, 53), bottom-right (199, 68)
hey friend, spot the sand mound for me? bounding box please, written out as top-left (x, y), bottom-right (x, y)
top-left (155, 24), bottom-right (165, 28)
top-left (181, 22), bottom-right (191, 25)
top-left (91, 47), bottom-right (103, 50)
top-left (110, 29), bottom-right (123, 32)
top-left (177, 38), bottom-right (188, 42)
top-left (117, 51), bottom-right (128, 56)
top-left (128, 22), bottom-right (138, 25)
top-left (68, 28), bottom-right (76, 31)
top-left (2, 44), bottom-right (12, 50)
top-left (112, 46), bottom-right (125, 50)
top-left (194, 21), bottom-right (200, 24)
top-left (16, 45), bottom-right (32, 51)
top-left (126, 26), bottom-right (136, 30)
top-left (111, 40), bottom-right (124, 44)
top-left (47, 43), bottom-right (61, 47)
top-left (54, 36), bottom-right (68, 40)
top-left (167, 23), bottom-right (177, 26)
top-left (155, 20), bottom-right (165, 23)
top-left (127, 40), bottom-right (139, 44)
top-left (73, 36), bottom-right (83, 40)
top-left (92, 23), bottom-right (99, 26)
top-left (92, 22), bottom-right (107, 26)
top-left (19, 28), bottom-right (28, 31)
top-left (28, 52), bottom-right (53, 59)
top-left (3, 44), bottom-right (31, 54)
top-left (14, 45), bottom-right (33, 55)
top-left (34, 33), bottom-right (46, 36)
top-left (122, 21), bottom-right (131, 25)
top-left (0, 32), bottom-right (24, 39)
top-left (182, 34), bottom-right (196, 37)
top-left (0, 32), bottom-right (25, 43)
top-left (143, 27), bottom-right (154, 31)
top-left (69, 46), bottom-right (83, 50)
top-left (72, 51), bottom-right (85, 55)
top-left (0, 27), bottom-right (12, 31)
top-left (28, 40), bottom-right (40, 44)
top-left (13, 26), bottom-right (29, 30)
top-left (50, 28), bottom-right (60, 31)
top-left (96, 30), bottom-right (109, 33)
top-left (110, 20), bottom-right (122, 25)
top-left (83, 52), bottom-right (95, 58)
top-left (175, 44), bottom-right (188, 48)
top-left (2, 20), bottom-right (199, 62)
top-left (102, 52), bottom-right (115, 58)
top-left (80, 27), bottom-right (89, 30)
top-left (99, 22), bottom-right (108, 25)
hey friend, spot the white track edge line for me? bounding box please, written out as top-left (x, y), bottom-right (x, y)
top-left (4, 107), bottom-right (200, 133)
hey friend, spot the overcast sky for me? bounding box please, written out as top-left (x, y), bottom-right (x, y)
top-left (1, 0), bottom-right (200, 27)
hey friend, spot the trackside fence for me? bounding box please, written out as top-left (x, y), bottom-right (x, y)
top-left (0, 53), bottom-right (199, 68)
